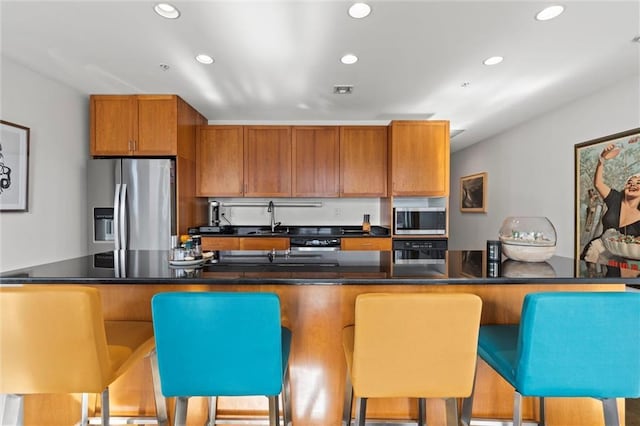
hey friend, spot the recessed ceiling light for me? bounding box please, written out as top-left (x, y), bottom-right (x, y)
top-left (461, 82), bottom-right (470, 88)
top-left (195, 54), bottom-right (214, 64)
top-left (159, 64), bottom-right (170, 71)
top-left (483, 56), bottom-right (503, 66)
top-left (154, 3), bottom-right (180, 19)
top-left (535, 5), bottom-right (564, 21)
top-left (632, 36), bottom-right (640, 43)
top-left (333, 85), bottom-right (353, 94)
top-left (340, 54), bottom-right (358, 65)
top-left (348, 3), bottom-right (371, 19)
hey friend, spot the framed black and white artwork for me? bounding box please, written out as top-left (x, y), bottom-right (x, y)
top-left (0, 120), bottom-right (30, 212)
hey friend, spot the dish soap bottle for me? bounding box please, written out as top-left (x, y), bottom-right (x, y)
top-left (362, 214), bottom-right (371, 234)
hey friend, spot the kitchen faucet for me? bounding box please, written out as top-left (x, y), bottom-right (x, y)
top-left (267, 201), bottom-right (281, 232)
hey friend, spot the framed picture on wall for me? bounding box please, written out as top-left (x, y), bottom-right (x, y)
top-left (460, 172), bottom-right (487, 213)
top-left (0, 120), bottom-right (30, 212)
top-left (575, 127), bottom-right (640, 267)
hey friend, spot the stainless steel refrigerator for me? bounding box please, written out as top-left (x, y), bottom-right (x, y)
top-left (88, 158), bottom-right (176, 253)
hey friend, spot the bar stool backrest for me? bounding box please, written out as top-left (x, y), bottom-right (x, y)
top-left (350, 292), bottom-right (482, 398)
top-left (515, 291), bottom-right (640, 398)
top-left (0, 285), bottom-right (113, 394)
top-left (151, 292), bottom-right (285, 397)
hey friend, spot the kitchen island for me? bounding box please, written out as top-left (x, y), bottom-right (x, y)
top-left (1, 250), bottom-right (637, 426)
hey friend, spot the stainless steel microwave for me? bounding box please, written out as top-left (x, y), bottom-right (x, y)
top-left (394, 207), bottom-right (446, 235)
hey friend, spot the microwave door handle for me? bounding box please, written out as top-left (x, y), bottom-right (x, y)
top-left (120, 184), bottom-right (128, 250)
top-left (113, 184), bottom-right (121, 250)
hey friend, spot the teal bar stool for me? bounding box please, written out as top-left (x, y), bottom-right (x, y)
top-left (151, 292), bottom-right (292, 426)
top-left (461, 291), bottom-right (640, 426)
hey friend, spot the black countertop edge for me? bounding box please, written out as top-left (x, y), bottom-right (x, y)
top-left (0, 277), bottom-right (634, 285)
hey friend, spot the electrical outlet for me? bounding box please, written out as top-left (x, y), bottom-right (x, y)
top-left (334, 208), bottom-right (341, 217)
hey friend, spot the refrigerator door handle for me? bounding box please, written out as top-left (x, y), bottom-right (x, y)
top-left (120, 184), bottom-right (128, 250)
top-left (114, 248), bottom-right (121, 278)
top-left (113, 183), bottom-right (122, 250)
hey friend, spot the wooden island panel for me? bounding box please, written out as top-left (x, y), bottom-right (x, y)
top-left (25, 282), bottom-right (626, 426)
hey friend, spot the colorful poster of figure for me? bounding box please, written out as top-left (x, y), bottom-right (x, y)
top-left (575, 128), bottom-right (640, 275)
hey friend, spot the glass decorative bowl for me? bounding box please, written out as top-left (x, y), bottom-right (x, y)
top-left (498, 217), bottom-right (557, 262)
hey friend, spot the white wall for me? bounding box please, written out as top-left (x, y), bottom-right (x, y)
top-left (449, 74), bottom-right (640, 257)
top-left (0, 56), bottom-right (88, 272)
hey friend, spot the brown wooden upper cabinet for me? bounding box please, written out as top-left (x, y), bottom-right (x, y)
top-left (196, 126), bottom-right (244, 196)
top-left (340, 126), bottom-right (388, 197)
top-left (244, 126), bottom-right (292, 197)
top-left (292, 127), bottom-right (340, 197)
top-left (390, 120), bottom-right (450, 196)
top-left (90, 95), bottom-right (183, 156)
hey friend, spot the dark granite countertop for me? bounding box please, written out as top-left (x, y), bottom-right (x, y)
top-left (1, 250), bottom-right (638, 285)
top-left (189, 225), bottom-right (391, 237)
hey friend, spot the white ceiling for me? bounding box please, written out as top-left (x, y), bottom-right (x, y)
top-left (1, 1), bottom-right (638, 151)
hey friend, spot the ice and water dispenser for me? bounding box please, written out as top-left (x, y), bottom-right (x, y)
top-left (94, 207), bottom-right (114, 241)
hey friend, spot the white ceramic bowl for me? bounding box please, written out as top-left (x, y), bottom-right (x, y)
top-left (603, 237), bottom-right (640, 260)
top-left (501, 241), bottom-right (556, 262)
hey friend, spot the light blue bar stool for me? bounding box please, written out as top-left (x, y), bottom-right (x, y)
top-left (461, 291), bottom-right (640, 426)
top-left (151, 292), bottom-right (292, 426)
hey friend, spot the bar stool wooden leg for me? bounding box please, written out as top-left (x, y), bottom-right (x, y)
top-left (539, 396), bottom-right (546, 426)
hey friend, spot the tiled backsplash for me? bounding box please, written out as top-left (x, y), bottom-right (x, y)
top-left (210, 197), bottom-right (381, 227)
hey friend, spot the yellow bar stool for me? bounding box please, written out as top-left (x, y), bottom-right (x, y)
top-left (0, 284), bottom-right (167, 426)
top-left (342, 292), bottom-right (482, 426)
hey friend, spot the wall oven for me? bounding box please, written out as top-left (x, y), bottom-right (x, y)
top-left (394, 207), bottom-right (446, 235)
top-left (392, 239), bottom-right (448, 277)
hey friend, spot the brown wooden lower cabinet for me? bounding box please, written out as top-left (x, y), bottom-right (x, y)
top-left (202, 236), bottom-right (290, 251)
top-left (341, 237), bottom-right (391, 251)
top-left (25, 282), bottom-right (626, 426)
top-left (239, 237), bottom-right (289, 251)
top-left (201, 236), bottom-right (239, 251)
